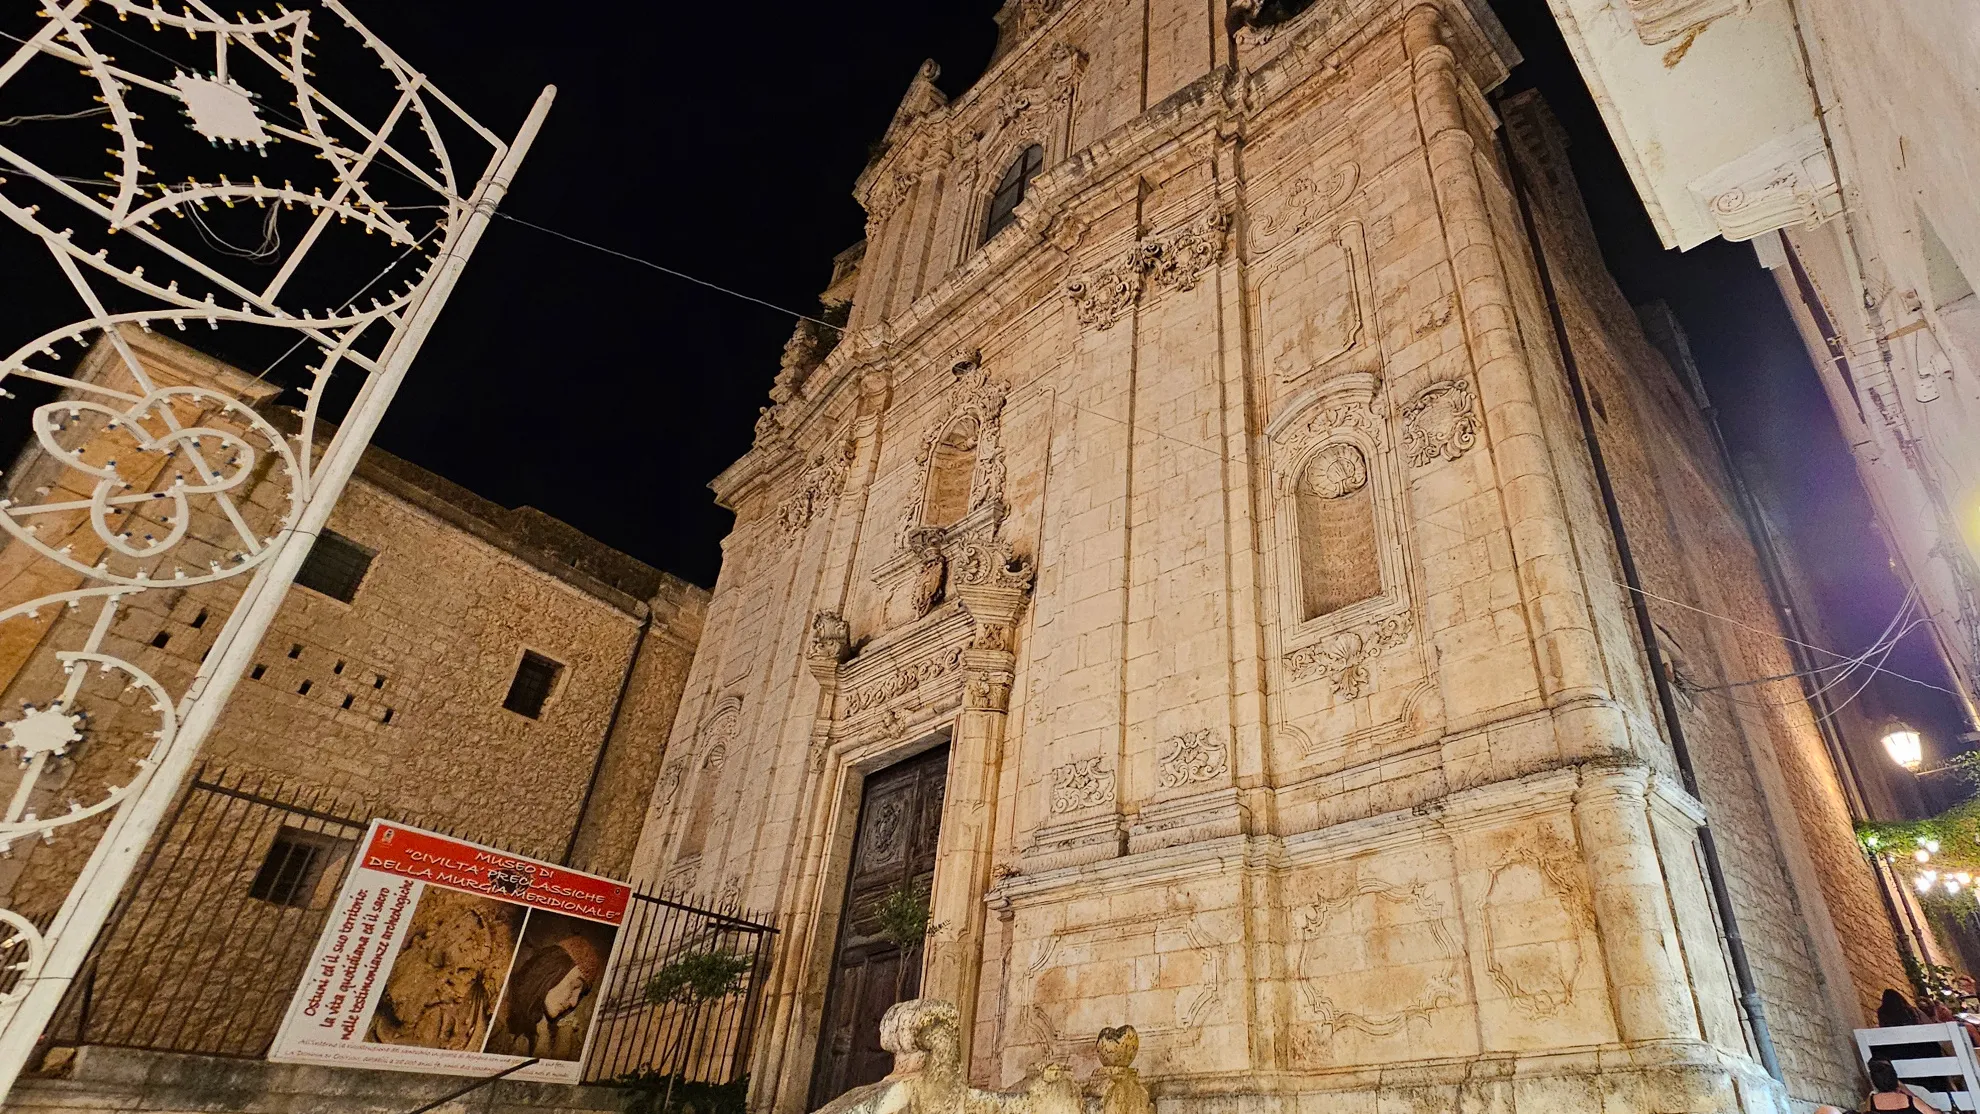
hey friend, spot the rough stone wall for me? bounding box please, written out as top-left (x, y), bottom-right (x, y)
top-left (634, 3), bottom-right (1889, 1114)
top-left (568, 580), bottom-right (707, 877)
top-left (0, 330), bottom-right (707, 919)
top-left (1501, 92), bottom-right (1906, 1098)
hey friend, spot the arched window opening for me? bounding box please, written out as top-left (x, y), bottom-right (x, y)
top-left (1295, 444), bottom-right (1380, 620)
top-left (982, 145), bottom-right (1045, 244)
top-left (923, 417), bottom-right (980, 528)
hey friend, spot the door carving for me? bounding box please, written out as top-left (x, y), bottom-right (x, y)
top-left (809, 743), bottom-right (950, 1108)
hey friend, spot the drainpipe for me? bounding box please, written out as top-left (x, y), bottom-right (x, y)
top-left (564, 604), bottom-right (652, 866)
top-left (1498, 114), bottom-right (1784, 1082)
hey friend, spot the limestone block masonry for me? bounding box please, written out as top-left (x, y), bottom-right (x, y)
top-left (633, 2), bottom-right (1905, 1112)
top-left (0, 329), bottom-right (707, 922)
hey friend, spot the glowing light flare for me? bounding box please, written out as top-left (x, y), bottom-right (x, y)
top-left (1884, 723), bottom-right (1925, 771)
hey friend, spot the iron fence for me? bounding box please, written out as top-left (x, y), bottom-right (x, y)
top-left (40, 766), bottom-right (777, 1090)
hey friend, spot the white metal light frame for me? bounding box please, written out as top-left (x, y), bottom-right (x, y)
top-left (0, 0), bottom-right (551, 1094)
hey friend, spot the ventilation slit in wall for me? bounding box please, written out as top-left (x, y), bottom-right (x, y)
top-left (341, 693), bottom-right (353, 710)
top-left (190, 609), bottom-right (207, 630)
top-left (333, 661), bottom-right (345, 675)
top-left (150, 631), bottom-right (170, 648)
top-left (297, 680), bottom-right (312, 696)
top-left (250, 664), bottom-right (266, 680)
top-left (287, 643), bottom-right (303, 659)
top-left (373, 674), bottom-right (386, 689)
top-left (381, 707), bottom-right (394, 724)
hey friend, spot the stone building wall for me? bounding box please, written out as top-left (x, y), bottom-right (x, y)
top-left (632, 2), bottom-right (1900, 1112)
top-left (0, 330), bottom-right (706, 919)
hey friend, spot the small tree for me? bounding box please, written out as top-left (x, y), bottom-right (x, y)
top-left (643, 949), bottom-right (754, 1114)
top-left (873, 882), bottom-right (939, 998)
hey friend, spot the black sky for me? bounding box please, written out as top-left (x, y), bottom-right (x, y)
top-left (3, 1), bottom-right (1963, 756)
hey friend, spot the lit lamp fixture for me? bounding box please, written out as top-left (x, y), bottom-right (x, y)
top-left (1883, 722), bottom-right (1925, 772)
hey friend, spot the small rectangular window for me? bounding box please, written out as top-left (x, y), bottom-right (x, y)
top-left (248, 827), bottom-right (352, 908)
top-left (294, 530), bottom-right (375, 603)
top-left (503, 651), bottom-right (563, 719)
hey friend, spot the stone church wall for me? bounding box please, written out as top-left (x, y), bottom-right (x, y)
top-left (635, 2), bottom-right (1902, 1112)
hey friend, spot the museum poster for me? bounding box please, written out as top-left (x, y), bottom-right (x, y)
top-left (268, 819), bottom-right (631, 1083)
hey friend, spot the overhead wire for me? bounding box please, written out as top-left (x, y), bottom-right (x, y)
top-left (9, 15), bottom-right (1967, 711)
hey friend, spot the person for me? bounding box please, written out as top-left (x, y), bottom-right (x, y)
top-left (1868, 992), bottom-right (1954, 1101)
top-left (1856, 1058), bottom-right (1943, 1112)
top-left (495, 933), bottom-right (604, 1061)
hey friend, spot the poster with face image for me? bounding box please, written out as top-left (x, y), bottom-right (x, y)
top-left (267, 820), bottom-right (629, 1083)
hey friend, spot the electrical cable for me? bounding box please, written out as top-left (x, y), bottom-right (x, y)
top-left (1613, 578), bottom-right (1960, 696)
top-left (491, 212), bottom-right (845, 332)
top-left (0, 106), bottom-right (109, 126)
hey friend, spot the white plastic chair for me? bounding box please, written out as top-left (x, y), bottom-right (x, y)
top-left (1856, 1022), bottom-right (1980, 1111)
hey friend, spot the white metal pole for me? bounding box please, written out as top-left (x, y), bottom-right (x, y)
top-left (0, 85), bottom-right (556, 1101)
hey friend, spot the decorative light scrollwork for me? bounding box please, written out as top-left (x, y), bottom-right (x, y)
top-left (0, 1), bottom-right (535, 1073)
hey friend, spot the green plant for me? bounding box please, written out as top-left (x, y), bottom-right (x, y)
top-left (647, 950), bottom-right (753, 1007)
top-left (616, 1069), bottom-right (748, 1114)
top-left (873, 882), bottom-right (932, 949)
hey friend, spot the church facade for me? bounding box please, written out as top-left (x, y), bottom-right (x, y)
top-left (631, 1), bottom-right (1907, 1111)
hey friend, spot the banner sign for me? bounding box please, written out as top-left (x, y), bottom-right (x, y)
top-left (268, 820), bottom-right (631, 1083)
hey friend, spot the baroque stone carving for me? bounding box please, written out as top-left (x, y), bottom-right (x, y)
top-left (1063, 263), bottom-right (1143, 331)
top-left (1138, 210), bottom-right (1230, 295)
top-left (1299, 443), bottom-right (1368, 500)
top-left (1290, 870), bottom-right (1462, 1052)
top-left (1686, 123), bottom-right (1840, 243)
top-left (899, 357), bottom-right (1010, 545)
top-left (808, 611), bottom-right (851, 666)
top-left (811, 998), bottom-right (1136, 1114)
top-left (1481, 828), bottom-right (1594, 1019)
top-left (1399, 378), bottom-right (1479, 466)
top-left (1155, 728), bottom-right (1228, 789)
top-left (1064, 209), bottom-right (1231, 330)
top-left (1251, 163), bottom-right (1360, 254)
top-left (778, 434), bottom-right (856, 535)
top-left (699, 699), bottom-right (742, 771)
top-left (950, 536), bottom-right (1035, 594)
top-left (1283, 615), bottom-right (1407, 698)
top-left (1048, 757), bottom-right (1114, 814)
top-left (845, 647), bottom-right (966, 716)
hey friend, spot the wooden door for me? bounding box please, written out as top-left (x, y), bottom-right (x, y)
top-left (809, 744), bottom-right (949, 1108)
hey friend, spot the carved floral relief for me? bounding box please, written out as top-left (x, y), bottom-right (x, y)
top-left (1155, 728), bottom-right (1229, 789)
top-left (1064, 209), bottom-right (1231, 330)
top-left (844, 647), bottom-right (967, 716)
top-left (777, 434), bottom-right (856, 535)
top-left (1049, 757), bottom-right (1114, 814)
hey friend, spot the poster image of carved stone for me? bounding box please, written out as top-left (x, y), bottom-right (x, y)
top-left (267, 820), bottom-right (630, 1083)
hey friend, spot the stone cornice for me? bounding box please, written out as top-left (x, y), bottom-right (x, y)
top-left (723, 0), bottom-right (1517, 518)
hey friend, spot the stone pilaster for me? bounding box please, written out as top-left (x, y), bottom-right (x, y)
top-left (925, 537), bottom-right (1033, 1076)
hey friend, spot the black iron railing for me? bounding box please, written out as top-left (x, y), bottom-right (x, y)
top-left (39, 766), bottom-right (777, 1091)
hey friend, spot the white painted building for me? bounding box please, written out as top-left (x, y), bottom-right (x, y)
top-left (1544, 0), bottom-right (1980, 730)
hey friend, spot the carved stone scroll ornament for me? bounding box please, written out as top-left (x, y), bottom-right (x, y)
top-left (1399, 378), bottom-right (1479, 467)
top-left (844, 648), bottom-right (967, 716)
top-left (1064, 209), bottom-right (1232, 330)
top-left (1283, 615), bottom-right (1408, 698)
top-left (1155, 728), bottom-right (1230, 790)
top-left (1049, 757), bottom-right (1115, 814)
top-left (778, 435), bottom-right (857, 535)
top-left (807, 611), bottom-right (851, 680)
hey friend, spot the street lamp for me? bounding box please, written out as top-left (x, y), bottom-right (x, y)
top-left (1884, 721), bottom-right (1925, 772)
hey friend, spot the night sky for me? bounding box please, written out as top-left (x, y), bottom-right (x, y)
top-left (2, 2), bottom-right (1964, 758)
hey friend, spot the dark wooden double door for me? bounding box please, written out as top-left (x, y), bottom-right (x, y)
top-left (809, 744), bottom-right (949, 1108)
